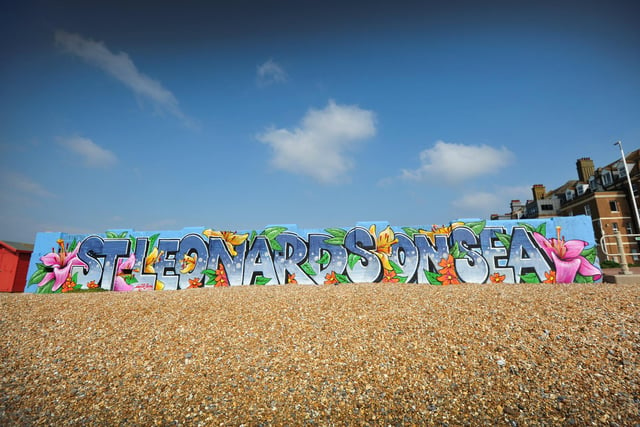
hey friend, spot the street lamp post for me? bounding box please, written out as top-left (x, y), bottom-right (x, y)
top-left (614, 141), bottom-right (640, 233)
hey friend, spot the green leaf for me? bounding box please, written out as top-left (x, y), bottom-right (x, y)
top-left (536, 223), bottom-right (547, 237)
top-left (36, 279), bottom-right (56, 294)
top-left (465, 220), bottom-right (486, 235)
top-left (71, 272), bottom-right (78, 283)
top-left (264, 226), bottom-right (287, 240)
top-left (402, 227), bottom-right (419, 238)
top-left (124, 275), bottom-right (139, 285)
top-left (118, 231), bottom-right (128, 238)
top-left (268, 238), bottom-right (283, 252)
top-left (147, 234), bottom-right (160, 256)
top-left (580, 246), bottom-right (597, 264)
top-left (325, 228), bottom-right (347, 239)
top-left (317, 251), bottom-right (330, 265)
top-left (202, 269), bottom-right (217, 278)
top-left (424, 270), bottom-right (442, 285)
top-left (335, 273), bottom-right (351, 284)
top-left (202, 269), bottom-right (217, 286)
top-left (255, 275), bottom-right (271, 285)
top-left (397, 275), bottom-right (408, 283)
top-left (348, 253), bottom-right (362, 270)
top-left (520, 272), bottom-right (541, 283)
top-left (300, 262), bottom-right (316, 276)
top-left (574, 273), bottom-right (594, 283)
top-left (105, 231), bottom-right (118, 239)
top-left (518, 222), bottom-right (537, 233)
top-left (249, 230), bottom-right (257, 247)
top-left (129, 236), bottom-right (137, 252)
top-left (28, 264), bottom-right (48, 286)
top-left (324, 237), bottom-right (344, 246)
top-left (450, 242), bottom-right (466, 259)
top-left (388, 259), bottom-right (403, 274)
top-left (68, 238), bottom-right (78, 252)
top-left (495, 232), bottom-right (512, 251)
top-left (261, 227), bottom-right (286, 252)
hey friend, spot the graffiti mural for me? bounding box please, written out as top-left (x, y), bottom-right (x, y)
top-left (24, 216), bottom-right (602, 293)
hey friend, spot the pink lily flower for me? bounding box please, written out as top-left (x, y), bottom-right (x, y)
top-left (39, 239), bottom-right (87, 292)
top-left (113, 253), bottom-right (135, 292)
top-left (533, 227), bottom-right (602, 283)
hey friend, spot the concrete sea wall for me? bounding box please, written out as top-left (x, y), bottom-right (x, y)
top-left (24, 216), bottom-right (601, 293)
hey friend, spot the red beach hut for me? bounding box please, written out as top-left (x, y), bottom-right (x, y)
top-left (0, 241), bottom-right (34, 292)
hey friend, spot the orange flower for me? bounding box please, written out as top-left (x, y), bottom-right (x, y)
top-left (382, 269), bottom-right (399, 283)
top-left (287, 273), bottom-right (298, 284)
top-left (543, 271), bottom-right (556, 284)
top-left (87, 280), bottom-right (99, 289)
top-left (369, 225), bottom-right (398, 271)
top-left (188, 278), bottom-right (202, 289)
top-left (437, 271), bottom-right (460, 286)
top-left (324, 271), bottom-right (338, 285)
top-left (215, 263), bottom-right (229, 287)
top-left (490, 272), bottom-right (506, 283)
top-left (62, 276), bottom-right (77, 292)
top-left (438, 253), bottom-right (456, 273)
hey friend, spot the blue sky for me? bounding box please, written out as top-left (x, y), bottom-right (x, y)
top-left (1, 0), bottom-right (639, 243)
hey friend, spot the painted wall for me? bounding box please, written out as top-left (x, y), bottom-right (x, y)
top-left (24, 216), bottom-right (602, 293)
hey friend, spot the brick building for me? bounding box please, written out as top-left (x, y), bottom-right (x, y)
top-left (495, 149), bottom-right (640, 265)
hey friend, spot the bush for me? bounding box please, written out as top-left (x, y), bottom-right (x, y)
top-left (600, 260), bottom-right (621, 268)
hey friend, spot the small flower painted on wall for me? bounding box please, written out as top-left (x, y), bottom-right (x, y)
top-left (490, 273), bottom-right (506, 283)
top-left (382, 269), bottom-right (400, 283)
top-left (202, 262), bottom-right (230, 287)
top-left (187, 278), bottom-right (203, 288)
top-left (543, 271), bottom-right (556, 284)
top-left (324, 271), bottom-right (339, 285)
top-left (436, 253), bottom-right (460, 285)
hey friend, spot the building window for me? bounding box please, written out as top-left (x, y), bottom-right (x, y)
top-left (612, 222), bottom-right (619, 232)
top-left (602, 171), bottom-right (613, 186)
top-left (584, 205), bottom-right (591, 216)
top-left (609, 200), bottom-right (619, 212)
top-left (627, 223), bottom-right (634, 234)
top-left (541, 204), bottom-right (554, 211)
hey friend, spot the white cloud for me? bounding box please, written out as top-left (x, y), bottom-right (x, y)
top-left (54, 30), bottom-right (192, 126)
top-left (257, 59), bottom-right (287, 86)
top-left (452, 185), bottom-right (531, 218)
top-left (257, 100), bottom-right (376, 183)
top-left (402, 140), bottom-right (514, 183)
top-left (0, 171), bottom-right (55, 198)
top-left (58, 136), bottom-right (117, 168)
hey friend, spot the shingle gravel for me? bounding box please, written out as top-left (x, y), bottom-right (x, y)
top-left (1, 283), bottom-right (639, 425)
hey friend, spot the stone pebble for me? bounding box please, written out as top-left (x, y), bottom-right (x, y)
top-left (1, 283), bottom-right (639, 425)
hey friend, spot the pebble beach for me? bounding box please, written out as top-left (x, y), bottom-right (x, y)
top-left (1, 282), bottom-right (639, 425)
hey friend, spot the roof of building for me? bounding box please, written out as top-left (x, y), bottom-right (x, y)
top-left (0, 240), bottom-right (34, 253)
